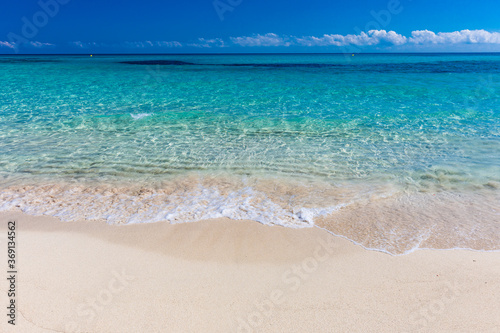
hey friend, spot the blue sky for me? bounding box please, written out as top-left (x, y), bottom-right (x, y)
top-left (1, 0), bottom-right (500, 53)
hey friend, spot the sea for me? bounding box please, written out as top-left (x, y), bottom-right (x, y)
top-left (0, 53), bottom-right (499, 254)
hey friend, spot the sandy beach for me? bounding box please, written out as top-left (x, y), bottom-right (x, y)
top-left (0, 211), bottom-right (499, 333)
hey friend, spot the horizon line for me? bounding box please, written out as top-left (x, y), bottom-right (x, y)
top-left (2, 52), bottom-right (500, 56)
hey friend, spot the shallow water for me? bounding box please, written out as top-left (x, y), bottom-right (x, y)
top-left (0, 53), bottom-right (499, 254)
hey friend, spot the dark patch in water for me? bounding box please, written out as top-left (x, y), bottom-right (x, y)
top-left (222, 63), bottom-right (338, 68)
top-left (221, 60), bottom-right (500, 73)
top-left (119, 60), bottom-right (196, 66)
top-left (119, 59), bottom-right (500, 73)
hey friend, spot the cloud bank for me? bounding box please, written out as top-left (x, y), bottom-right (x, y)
top-left (0, 41), bottom-right (54, 49)
top-left (233, 29), bottom-right (500, 48)
top-left (409, 30), bottom-right (500, 45)
top-left (230, 33), bottom-right (292, 47)
top-left (0, 41), bottom-right (15, 49)
top-left (70, 41), bottom-right (183, 49)
top-left (2, 29), bottom-right (500, 51)
top-left (187, 38), bottom-right (225, 48)
top-left (296, 30), bottom-right (407, 47)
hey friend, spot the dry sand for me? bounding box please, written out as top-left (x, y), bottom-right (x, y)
top-left (0, 211), bottom-right (499, 332)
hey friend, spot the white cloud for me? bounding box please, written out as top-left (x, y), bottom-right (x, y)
top-left (296, 30), bottom-right (406, 47)
top-left (156, 41), bottom-right (182, 47)
top-left (70, 41), bottom-right (103, 48)
top-left (409, 29), bottom-right (500, 44)
top-left (16, 29), bottom-right (500, 53)
top-left (187, 38), bottom-right (225, 48)
top-left (0, 41), bottom-right (53, 49)
top-left (229, 29), bottom-right (500, 48)
top-left (124, 41), bottom-right (152, 48)
top-left (71, 41), bottom-right (182, 49)
top-left (124, 41), bottom-right (183, 48)
top-left (230, 33), bottom-right (291, 47)
top-left (29, 41), bottom-right (54, 48)
top-left (0, 41), bottom-right (15, 49)
top-left (370, 30), bottom-right (407, 45)
top-left (71, 41), bottom-right (85, 48)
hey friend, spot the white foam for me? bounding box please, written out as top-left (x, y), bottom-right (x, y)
top-left (0, 185), bottom-right (347, 228)
top-left (3, 183), bottom-right (497, 255)
top-left (130, 113), bottom-right (151, 120)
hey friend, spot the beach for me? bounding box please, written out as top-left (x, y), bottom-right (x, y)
top-left (0, 53), bottom-right (499, 332)
top-left (2, 0), bottom-right (500, 330)
top-left (1, 54), bottom-right (499, 255)
top-left (1, 211), bottom-right (499, 332)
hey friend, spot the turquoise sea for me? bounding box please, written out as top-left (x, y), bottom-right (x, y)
top-left (0, 53), bottom-right (499, 254)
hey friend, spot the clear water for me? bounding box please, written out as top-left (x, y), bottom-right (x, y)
top-left (0, 54), bottom-right (499, 254)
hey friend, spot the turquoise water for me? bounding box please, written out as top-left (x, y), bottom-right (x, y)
top-left (0, 54), bottom-right (499, 253)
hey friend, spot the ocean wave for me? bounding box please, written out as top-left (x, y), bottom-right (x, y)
top-left (130, 113), bottom-right (151, 120)
top-left (0, 181), bottom-right (498, 255)
top-left (0, 184), bottom-right (346, 228)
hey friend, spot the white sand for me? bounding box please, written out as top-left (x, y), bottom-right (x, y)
top-left (0, 211), bottom-right (499, 332)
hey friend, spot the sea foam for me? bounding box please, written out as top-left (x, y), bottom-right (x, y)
top-left (130, 113), bottom-right (151, 120)
top-left (1, 182), bottom-right (498, 255)
top-left (0, 184), bottom-right (346, 228)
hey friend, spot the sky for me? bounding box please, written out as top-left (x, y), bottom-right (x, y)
top-left (1, 0), bottom-right (500, 54)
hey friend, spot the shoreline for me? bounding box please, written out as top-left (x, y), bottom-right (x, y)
top-left (314, 225), bottom-right (500, 256)
top-left (1, 211), bottom-right (499, 332)
top-left (2, 180), bottom-right (499, 255)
